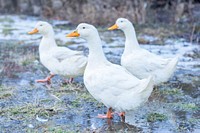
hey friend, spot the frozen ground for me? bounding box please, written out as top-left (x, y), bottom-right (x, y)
top-left (0, 15), bottom-right (199, 132)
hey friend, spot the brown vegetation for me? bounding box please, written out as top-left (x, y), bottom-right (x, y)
top-left (0, 0), bottom-right (199, 25)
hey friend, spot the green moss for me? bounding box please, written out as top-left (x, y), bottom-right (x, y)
top-left (0, 17), bottom-right (14, 23)
top-left (182, 103), bottom-right (198, 110)
top-left (71, 98), bottom-right (81, 107)
top-left (161, 88), bottom-right (183, 95)
top-left (0, 86), bottom-right (14, 99)
top-left (47, 127), bottom-right (73, 133)
top-left (21, 59), bottom-right (33, 66)
top-left (188, 118), bottom-right (200, 123)
top-left (0, 104), bottom-right (58, 120)
top-left (2, 28), bottom-right (17, 35)
top-left (80, 92), bottom-right (95, 102)
top-left (0, 92), bottom-right (13, 99)
top-left (1, 93), bottom-right (12, 98)
top-left (9, 105), bottom-right (37, 116)
top-left (40, 99), bottom-right (53, 103)
top-left (26, 129), bottom-right (37, 133)
top-left (147, 113), bottom-right (167, 122)
top-left (22, 60), bottom-right (32, 66)
top-left (170, 103), bottom-right (198, 111)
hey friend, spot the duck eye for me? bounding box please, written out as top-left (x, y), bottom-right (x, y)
top-left (40, 24), bottom-right (43, 26)
top-left (83, 27), bottom-right (85, 29)
top-left (121, 21), bottom-right (123, 23)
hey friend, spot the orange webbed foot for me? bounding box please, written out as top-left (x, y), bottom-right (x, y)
top-left (36, 78), bottom-right (51, 84)
top-left (117, 112), bottom-right (125, 122)
top-left (97, 107), bottom-right (113, 119)
top-left (36, 74), bottom-right (54, 84)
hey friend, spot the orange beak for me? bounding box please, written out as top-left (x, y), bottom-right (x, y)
top-left (28, 28), bottom-right (39, 34)
top-left (108, 24), bottom-right (119, 30)
top-left (66, 30), bottom-right (80, 37)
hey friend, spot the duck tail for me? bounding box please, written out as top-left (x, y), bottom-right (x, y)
top-left (165, 55), bottom-right (179, 79)
top-left (125, 76), bottom-right (154, 125)
top-left (139, 75), bottom-right (154, 101)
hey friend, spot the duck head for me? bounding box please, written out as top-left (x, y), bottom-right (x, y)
top-left (108, 18), bottom-right (132, 31)
top-left (66, 23), bottom-right (98, 40)
top-left (28, 21), bottom-right (53, 35)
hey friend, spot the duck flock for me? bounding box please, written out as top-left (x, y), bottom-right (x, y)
top-left (28, 18), bottom-right (178, 123)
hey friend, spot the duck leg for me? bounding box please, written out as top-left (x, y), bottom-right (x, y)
top-left (63, 78), bottom-right (74, 84)
top-left (98, 107), bottom-right (113, 119)
top-left (69, 78), bottom-right (74, 83)
top-left (118, 112), bottom-right (125, 122)
top-left (36, 74), bottom-right (55, 84)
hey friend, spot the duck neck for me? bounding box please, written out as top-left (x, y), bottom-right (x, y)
top-left (39, 31), bottom-right (57, 53)
top-left (86, 35), bottom-right (107, 66)
top-left (123, 25), bottom-right (140, 55)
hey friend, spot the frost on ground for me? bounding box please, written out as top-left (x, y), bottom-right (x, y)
top-left (0, 15), bottom-right (200, 132)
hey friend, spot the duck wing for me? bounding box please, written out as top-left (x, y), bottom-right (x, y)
top-left (51, 47), bottom-right (85, 62)
top-left (85, 62), bottom-right (153, 111)
top-left (139, 49), bottom-right (170, 72)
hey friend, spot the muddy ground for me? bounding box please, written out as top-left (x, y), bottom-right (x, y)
top-left (0, 15), bottom-right (200, 133)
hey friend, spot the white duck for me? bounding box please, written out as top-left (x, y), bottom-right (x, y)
top-left (108, 18), bottom-right (178, 85)
top-left (28, 21), bottom-right (87, 84)
top-left (67, 23), bottom-right (154, 121)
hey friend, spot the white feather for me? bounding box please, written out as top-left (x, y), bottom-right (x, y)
top-left (33, 21), bottom-right (87, 78)
top-left (75, 23), bottom-right (154, 112)
top-left (114, 18), bottom-right (178, 85)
